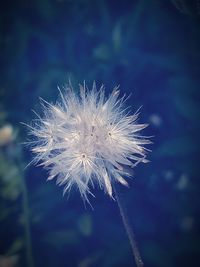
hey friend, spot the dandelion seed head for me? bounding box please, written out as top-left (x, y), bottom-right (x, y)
top-left (28, 82), bottom-right (150, 202)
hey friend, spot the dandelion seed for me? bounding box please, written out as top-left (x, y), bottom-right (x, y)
top-left (27, 82), bottom-right (150, 202)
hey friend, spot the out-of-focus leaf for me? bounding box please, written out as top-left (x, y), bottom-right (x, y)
top-left (169, 76), bottom-right (200, 122)
top-left (77, 214), bottom-right (92, 236)
top-left (0, 206), bottom-right (13, 221)
top-left (0, 111), bottom-right (7, 123)
top-left (0, 154), bottom-right (22, 200)
top-left (44, 229), bottom-right (80, 247)
top-left (174, 93), bottom-right (199, 122)
top-left (78, 251), bottom-right (102, 267)
top-left (112, 22), bottom-right (121, 52)
top-left (156, 137), bottom-right (198, 157)
top-left (93, 44), bottom-right (110, 61)
top-left (171, 0), bottom-right (200, 16)
top-left (6, 239), bottom-right (23, 255)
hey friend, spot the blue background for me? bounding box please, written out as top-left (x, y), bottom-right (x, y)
top-left (0, 0), bottom-right (200, 267)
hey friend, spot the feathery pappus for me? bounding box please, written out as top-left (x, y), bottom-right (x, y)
top-left (27, 82), bottom-right (151, 202)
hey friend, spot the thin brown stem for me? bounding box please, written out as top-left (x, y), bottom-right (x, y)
top-left (114, 184), bottom-right (144, 267)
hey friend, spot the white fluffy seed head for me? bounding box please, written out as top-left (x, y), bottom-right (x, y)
top-left (28, 82), bottom-right (150, 202)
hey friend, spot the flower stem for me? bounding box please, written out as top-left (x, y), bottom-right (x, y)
top-left (113, 184), bottom-right (144, 267)
top-left (15, 155), bottom-right (35, 267)
top-left (20, 170), bottom-right (35, 267)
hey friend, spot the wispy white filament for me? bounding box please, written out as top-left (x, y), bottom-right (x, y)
top-left (28, 82), bottom-right (150, 202)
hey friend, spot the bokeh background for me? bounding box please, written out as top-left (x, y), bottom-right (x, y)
top-left (0, 0), bottom-right (200, 266)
